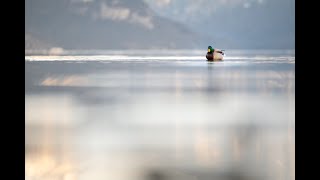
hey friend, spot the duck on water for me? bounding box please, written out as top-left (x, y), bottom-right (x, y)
top-left (206, 46), bottom-right (225, 61)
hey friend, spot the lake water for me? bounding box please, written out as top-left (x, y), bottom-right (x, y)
top-left (25, 50), bottom-right (295, 180)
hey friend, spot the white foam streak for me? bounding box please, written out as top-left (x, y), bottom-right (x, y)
top-left (25, 55), bottom-right (295, 64)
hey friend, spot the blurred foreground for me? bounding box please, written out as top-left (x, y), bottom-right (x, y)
top-left (25, 50), bottom-right (295, 180)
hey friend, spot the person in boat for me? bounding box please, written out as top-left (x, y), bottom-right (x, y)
top-left (206, 45), bottom-right (224, 60)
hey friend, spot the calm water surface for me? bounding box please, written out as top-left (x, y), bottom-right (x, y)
top-left (25, 50), bottom-right (295, 180)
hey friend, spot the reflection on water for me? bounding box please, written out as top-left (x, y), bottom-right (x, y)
top-left (25, 50), bottom-right (294, 180)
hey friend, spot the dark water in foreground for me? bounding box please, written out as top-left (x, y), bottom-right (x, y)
top-left (25, 50), bottom-right (295, 180)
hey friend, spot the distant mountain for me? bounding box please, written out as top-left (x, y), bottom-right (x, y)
top-left (25, 0), bottom-right (210, 50)
top-left (144, 0), bottom-right (295, 49)
top-left (25, 33), bottom-right (55, 50)
top-left (26, 0), bottom-right (294, 50)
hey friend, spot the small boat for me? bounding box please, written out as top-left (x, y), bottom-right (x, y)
top-left (206, 51), bottom-right (224, 61)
